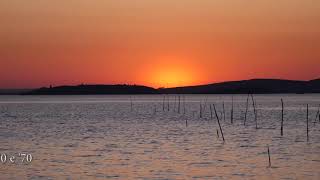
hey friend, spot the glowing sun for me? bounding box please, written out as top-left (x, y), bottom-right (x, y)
top-left (141, 55), bottom-right (201, 88)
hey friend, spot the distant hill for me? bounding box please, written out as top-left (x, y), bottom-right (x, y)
top-left (0, 89), bottom-right (32, 95)
top-left (23, 79), bottom-right (320, 95)
top-left (160, 79), bottom-right (320, 94)
top-left (24, 85), bottom-right (157, 95)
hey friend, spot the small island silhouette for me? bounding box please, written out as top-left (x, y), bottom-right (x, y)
top-left (21, 78), bottom-right (320, 95)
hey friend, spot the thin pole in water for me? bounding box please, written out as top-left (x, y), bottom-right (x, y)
top-left (167, 95), bottom-right (170, 111)
top-left (178, 95), bottom-right (181, 114)
top-left (174, 95), bottom-right (178, 112)
top-left (231, 96), bottom-right (234, 124)
top-left (222, 101), bottom-right (225, 121)
top-left (183, 96), bottom-right (186, 114)
top-left (267, 145), bottom-right (271, 168)
top-left (251, 94), bottom-right (258, 129)
top-left (244, 94), bottom-right (249, 126)
top-left (281, 98), bottom-right (284, 136)
top-left (210, 103), bottom-right (213, 119)
top-left (173, 96), bottom-right (176, 112)
top-left (314, 104), bottom-right (320, 123)
top-left (213, 104), bottom-right (225, 142)
top-left (200, 101), bottom-right (202, 118)
top-left (130, 96), bottom-right (133, 112)
top-left (162, 95), bottom-right (165, 112)
top-left (307, 104), bottom-right (309, 142)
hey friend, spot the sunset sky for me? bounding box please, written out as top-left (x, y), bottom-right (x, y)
top-left (0, 0), bottom-right (319, 88)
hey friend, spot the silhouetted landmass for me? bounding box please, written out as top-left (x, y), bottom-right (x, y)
top-left (24, 85), bottom-right (157, 95)
top-left (0, 89), bottom-right (32, 95)
top-left (161, 79), bottom-right (320, 94)
top-left (22, 79), bottom-right (320, 95)
top-left (159, 79), bottom-right (320, 94)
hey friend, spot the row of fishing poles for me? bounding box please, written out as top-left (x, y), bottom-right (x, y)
top-left (130, 94), bottom-right (320, 143)
top-left (129, 94), bottom-right (319, 168)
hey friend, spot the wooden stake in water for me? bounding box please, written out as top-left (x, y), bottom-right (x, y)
top-left (307, 104), bottom-right (309, 142)
top-left (222, 101), bottom-right (225, 121)
top-left (267, 145), bottom-right (271, 167)
top-left (231, 96), bottom-right (234, 124)
top-left (318, 104), bottom-right (320, 123)
top-left (314, 104), bottom-right (320, 123)
top-left (178, 95), bottom-right (181, 114)
top-left (244, 94), bottom-right (249, 126)
top-left (319, 105), bottom-right (320, 123)
top-left (186, 118), bottom-right (188, 127)
top-left (251, 94), bottom-right (258, 129)
top-left (213, 104), bottom-right (225, 142)
top-left (167, 95), bottom-right (170, 111)
top-left (174, 96), bottom-right (177, 112)
top-left (209, 104), bottom-right (213, 119)
top-left (183, 96), bottom-right (186, 114)
top-left (130, 96), bottom-right (133, 112)
top-left (162, 95), bottom-right (165, 112)
top-left (281, 98), bottom-right (284, 136)
top-left (175, 95), bottom-right (178, 113)
top-left (200, 102), bottom-right (203, 118)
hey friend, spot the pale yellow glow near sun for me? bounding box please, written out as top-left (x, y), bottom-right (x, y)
top-left (154, 69), bottom-right (188, 88)
top-left (139, 55), bottom-right (203, 88)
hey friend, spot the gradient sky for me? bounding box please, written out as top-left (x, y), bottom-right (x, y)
top-left (0, 0), bottom-right (319, 88)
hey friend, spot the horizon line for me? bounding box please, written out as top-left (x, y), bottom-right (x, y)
top-left (1, 77), bottom-right (319, 90)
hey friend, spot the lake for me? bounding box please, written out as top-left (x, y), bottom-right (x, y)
top-left (0, 94), bottom-right (319, 179)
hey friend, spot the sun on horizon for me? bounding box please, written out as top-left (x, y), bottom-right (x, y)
top-left (136, 55), bottom-right (207, 88)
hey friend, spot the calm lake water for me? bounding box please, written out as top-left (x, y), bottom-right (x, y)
top-left (0, 94), bottom-right (319, 179)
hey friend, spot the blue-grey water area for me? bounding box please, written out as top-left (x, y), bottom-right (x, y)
top-left (0, 94), bottom-right (319, 179)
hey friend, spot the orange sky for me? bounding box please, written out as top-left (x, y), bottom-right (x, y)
top-left (0, 0), bottom-right (319, 88)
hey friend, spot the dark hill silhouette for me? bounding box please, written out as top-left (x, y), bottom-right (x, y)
top-left (23, 79), bottom-right (320, 95)
top-left (0, 89), bottom-right (31, 95)
top-left (159, 79), bottom-right (320, 94)
top-left (24, 84), bottom-right (157, 95)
